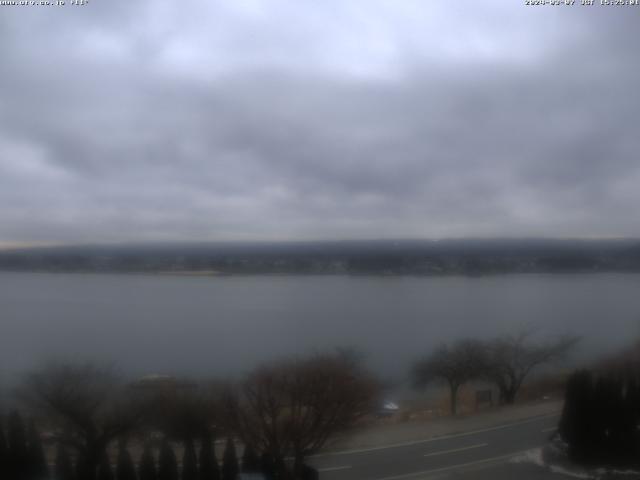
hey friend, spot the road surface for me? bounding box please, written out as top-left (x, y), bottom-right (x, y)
top-left (310, 414), bottom-right (563, 480)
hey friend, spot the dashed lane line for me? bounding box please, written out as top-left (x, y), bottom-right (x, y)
top-left (312, 413), bottom-right (559, 458)
top-left (373, 449), bottom-right (535, 480)
top-left (423, 442), bottom-right (488, 457)
top-left (318, 465), bottom-right (353, 473)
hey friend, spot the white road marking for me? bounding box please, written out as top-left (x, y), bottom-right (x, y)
top-left (541, 427), bottom-right (557, 433)
top-left (318, 465), bottom-right (352, 473)
top-left (312, 413), bottom-right (559, 458)
top-left (373, 449), bottom-right (534, 480)
top-left (423, 442), bottom-right (488, 457)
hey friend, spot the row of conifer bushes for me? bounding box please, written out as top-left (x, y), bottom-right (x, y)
top-left (559, 366), bottom-right (640, 468)
top-left (0, 410), bottom-right (317, 480)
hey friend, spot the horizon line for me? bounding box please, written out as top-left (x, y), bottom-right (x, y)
top-left (2, 235), bottom-right (639, 252)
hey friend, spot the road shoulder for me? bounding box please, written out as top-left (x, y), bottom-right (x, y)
top-left (322, 400), bottom-right (562, 455)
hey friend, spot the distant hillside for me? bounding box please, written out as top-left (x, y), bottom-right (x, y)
top-left (1, 239), bottom-right (640, 275)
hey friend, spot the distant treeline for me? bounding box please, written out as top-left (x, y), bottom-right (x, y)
top-left (1, 239), bottom-right (640, 275)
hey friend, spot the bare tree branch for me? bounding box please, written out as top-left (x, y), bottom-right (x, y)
top-left (484, 332), bottom-right (579, 404)
top-left (413, 339), bottom-right (487, 415)
top-left (227, 353), bottom-right (379, 478)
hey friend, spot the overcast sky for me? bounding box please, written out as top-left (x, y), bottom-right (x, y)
top-left (1, 1), bottom-right (639, 247)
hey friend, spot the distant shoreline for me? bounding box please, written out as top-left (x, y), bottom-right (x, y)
top-left (2, 269), bottom-right (640, 277)
top-left (1, 239), bottom-right (639, 276)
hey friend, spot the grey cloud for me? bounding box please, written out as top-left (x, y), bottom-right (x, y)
top-left (1, 1), bottom-right (640, 244)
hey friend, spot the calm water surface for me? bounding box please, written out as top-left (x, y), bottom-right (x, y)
top-left (2, 272), bottom-right (640, 382)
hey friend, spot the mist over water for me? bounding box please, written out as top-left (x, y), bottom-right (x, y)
top-left (2, 271), bottom-right (639, 385)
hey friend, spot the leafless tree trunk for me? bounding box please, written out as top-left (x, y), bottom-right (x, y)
top-left (20, 362), bottom-right (145, 477)
top-left (226, 352), bottom-right (379, 479)
top-left (413, 340), bottom-right (487, 415)
top-left (485, 330), bottom-right (579, 404)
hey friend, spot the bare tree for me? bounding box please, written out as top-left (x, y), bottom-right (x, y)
top-left (226, 352), bottom-right (379, 479)
top-left (413, 340), bottom-right (487, 415)
top-left (21, 363), bottom-right (145, 480)
top-left (484, 331), bottom-right (579, 404)
top-left (146, 382), bottom-right (223, 442)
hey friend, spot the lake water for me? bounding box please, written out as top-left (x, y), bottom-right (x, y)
top-left (2, 272), bottom-right (640, 384)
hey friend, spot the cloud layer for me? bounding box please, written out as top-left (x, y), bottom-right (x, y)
top-left (1, 1), bottom-right (639, 245)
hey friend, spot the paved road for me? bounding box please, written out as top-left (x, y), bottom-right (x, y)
top-left (309, 414), bottom-right (562, 480)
